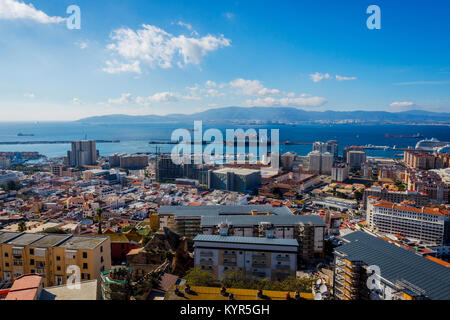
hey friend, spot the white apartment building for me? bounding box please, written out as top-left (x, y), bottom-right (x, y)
top-left (366, 198), bottom-right (450, 245)
top-left (193, 234), bottom-right (298, 281)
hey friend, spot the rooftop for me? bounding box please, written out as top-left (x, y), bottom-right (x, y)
top-left (39, 280), bottom-right (98, 300)
top-left (0, 231), bottom-right (22, 244)
top-left (166, 285), bottom-right (313, 300)
top-left (194, 234), bottom-right (299, 247)
top-left (200, 214), bottom-right (325, 227)
top-left (158, 205), bottom-right (293, 217)
top-left (335, 231), bottom-right (450, 300)
top-left (58, 235), bottom-right (108, 250)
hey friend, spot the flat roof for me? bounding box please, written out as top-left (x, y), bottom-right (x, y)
top-left (159, 205), bottom-right (293, 217)
top-left (0, 231), bottom-right (22, 244)
top-left (6, 233), bottom-right (45, 246)
top-left (335, 231), bottom-right (450, 300)
top-left (194, 234), bottom-right (298, 247)
top-left (39, 280), bottom-right (98, 300)
top-left (201, 214), bottom-right (325, 227)
top-left (30, 234), bottom-right (72, 248)
top-left (58, 235), bottom-right (107, 250)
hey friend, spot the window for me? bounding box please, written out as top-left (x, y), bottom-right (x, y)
top-left (5, 262), bottom-right (9, 267)
top-left (57, 266), bottom-right (61, 271)
top-left (4, 253), bottom-right (8, 257)
top-left (82, 252), bottom-right (88, 259)
top-left (83, 263), bottom-right (88, 269)
top-left (30, 259), bottom-right (34, 265)
top-left (29, 249), bottom-right (34, 255)
top-left (100, 257), bottom-right (104, 263)
top-left (56, 256), bottom-right (61, 261)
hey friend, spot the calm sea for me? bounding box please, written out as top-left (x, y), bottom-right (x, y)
top-left (0, 121), bottom-right (449, 159)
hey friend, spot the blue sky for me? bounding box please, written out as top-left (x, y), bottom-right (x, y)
top-left (0, 0), bottom-right (449, 121)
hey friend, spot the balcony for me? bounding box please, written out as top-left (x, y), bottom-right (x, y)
top-left (275, 264), bottom-right (290, 270)
top-left (199, 259), bottom-right (213, 265)
top-left (253, 253), bottom-right (266, 259)
top-left (276, 255), bottom-right (290, 262)
top-left (199, 251), bottom-right (213, 257)
top-left (252, 270), bottom-right (266, 277)
top-left (223, 253), bottom-right (236, 258)
top-left (223, 261), bottom-right (237, 267)
top-left (252, 262), bottom-right (266, 268)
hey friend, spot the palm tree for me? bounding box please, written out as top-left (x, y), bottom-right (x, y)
top-left (18, 220), bottom-right (26, 232)
top-left (96, 208), bottom-right (103, 234)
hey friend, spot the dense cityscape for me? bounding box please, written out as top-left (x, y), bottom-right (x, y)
top-left (0, 136), bottom-right (449, 300)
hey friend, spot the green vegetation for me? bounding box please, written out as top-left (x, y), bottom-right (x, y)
top-left (183, 269), bottom-right (313, 293)
top-left (184, 268), bottom-right (220, 287)
top-left (122, 225), bottom-right (137, 233)
top-left (18, 220), bottom-right (26, 232)
top-left (353, 189), bottom-right (364, 201)
top-left (40, 227), bottom-right (68, 234)
top-left (1, 180), bottom-right (20, 191)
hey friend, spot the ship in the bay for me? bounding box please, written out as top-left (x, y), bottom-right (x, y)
top-left (385, 133), bottom-right (423, 138)
top-left (415, 138), bottom-right (450, 151)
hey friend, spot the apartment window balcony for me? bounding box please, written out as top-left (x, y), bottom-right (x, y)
top-left (275, 264), bottom-right (290, 270)
top-left (253, 253), bottom-right (266, 259)
top-left (252, 261), bottom-right (266, 268)
top-left (199, 259), bottom-right (213, 265)
top-left (252, 270), bottom-right (266, 277)
top-left (13, 260), bottom-right (23, 266)
top-left (276, 255), bottom-right (290, 261)
top-left (200, 251), bottom-right (213, 257)
top-left (223, 253), bottom-right (236, 258)
top-left (223, 260), bottom-right (237, 267)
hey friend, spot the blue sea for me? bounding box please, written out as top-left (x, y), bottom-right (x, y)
top-left (0, 121), bottom-right (449, 159)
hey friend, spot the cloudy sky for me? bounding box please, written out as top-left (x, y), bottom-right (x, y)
top-left (0, 0), bottom-right (449, 121)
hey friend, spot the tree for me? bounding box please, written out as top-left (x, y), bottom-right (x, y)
top-left (184, 268), bottom-right (220, 287)
top-left (40, 227), bottom-right (67, 234)
top-left (2, 180), bottom-right (20, 192)
top-left (96, 208), bottom-right (103, 234)
top-left (18, 220), bottom-right (26, 232)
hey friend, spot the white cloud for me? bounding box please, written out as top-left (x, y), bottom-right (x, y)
top-left (389, 101), bottom-right (415, 108)
top-left (229, 78), bottom-right (280, 96)
top-left (205, 80), bottom-right (217, 88)
top-left (0, 0), bottom-right (65, 23)
top-left (224, 12), bottom-right (235, 20)
top-left (336, 75), bottom-right (357, 81)
top-left (245, 95), bottom-right (327, 108)
top-left (24, 92), bottom-right (35, 99)
top-left (205, 89), bottom-right (225, 98)
top-left (104, 24), bottom-right (231, 73)
top-left (309, 72), bottom-right (331, 82)
top-left (71, 98), bottom-right (84, 105)
top-left (147, 91), bottom-right (178, 103)
top-left (107, 92), bottom-right (178, 106)
top-left (102, 60), bottom-right (142, 74)
top-left (75, 41), bottom-right (89, 50)
top-left (107, 93), bottom-right (135, 105)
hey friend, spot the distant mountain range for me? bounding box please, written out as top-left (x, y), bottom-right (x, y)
top-left (77, 107), bottom-right (450, 124)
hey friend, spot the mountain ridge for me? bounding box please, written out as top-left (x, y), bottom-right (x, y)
top-left (76, 106), bottom-right (450, 124)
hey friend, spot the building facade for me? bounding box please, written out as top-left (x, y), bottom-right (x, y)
top-left (0, 231), bottom-right (111, 287)
top-left (194, 234), bottom-right (298, 281)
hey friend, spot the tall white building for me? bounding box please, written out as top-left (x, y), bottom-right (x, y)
top-left (347, 150), bottom-right (366, 170)
top-left (67, 140), bottom-right (98, 167)
top-left (308, 151), bottom-right (333, 175)
top-left (331, 163), bottom-right (349, 182)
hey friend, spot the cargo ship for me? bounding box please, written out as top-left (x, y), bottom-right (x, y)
top-left (384, 133), bottom-right (423, 138)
